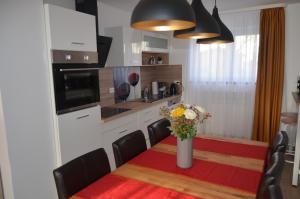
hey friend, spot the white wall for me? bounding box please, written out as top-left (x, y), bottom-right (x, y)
top-left (0, 0), bottom-right (57, 198)
top-left (169, 37), bottom-right (190, 100)
top-left (283, 3), bottom-right (300, 112)
top-left (98, 1), bottom-right (131, 35)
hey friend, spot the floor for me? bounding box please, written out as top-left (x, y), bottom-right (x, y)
top-left (281, 163), bottom-right (300, 198)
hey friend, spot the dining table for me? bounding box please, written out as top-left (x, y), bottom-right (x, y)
top-left (71, 134), bottom-right (269, 199)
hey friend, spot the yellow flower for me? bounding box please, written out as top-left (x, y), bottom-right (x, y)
top-left (171, 107), bottom-right (185, 118)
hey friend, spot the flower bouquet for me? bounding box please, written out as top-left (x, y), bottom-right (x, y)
top-left (161, 104), bottom-right (210, 168)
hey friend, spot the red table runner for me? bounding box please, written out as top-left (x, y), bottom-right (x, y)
top-left (72, 135), bottom-right (268, 199)
top-left (162, 136), bottom-right (268, 160)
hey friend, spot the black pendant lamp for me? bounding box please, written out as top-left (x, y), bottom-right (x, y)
top-left (174, 0), bottom-right (220, 39)
top-left (131, 0), bottom-right (196, 31)
top-left (197, 0), bottom-right (234, 44)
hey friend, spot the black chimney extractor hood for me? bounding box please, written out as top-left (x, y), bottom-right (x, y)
top-left (75, 0), bottom-right (112, 67)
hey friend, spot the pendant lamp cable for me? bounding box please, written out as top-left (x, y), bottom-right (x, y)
top-left (214, 0), bottom-right (217, 7)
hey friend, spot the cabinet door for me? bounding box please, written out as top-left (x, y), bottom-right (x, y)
top-left (124, 28), bottom-right (142, 66)
top-left (142, 31), bottom-right (169, 53)
top-left (45, 4), bottom-right (97, 52)
top-left (58, 106), bottom-right (102, 164)
top-left (101, 113), bottom-right (138, 170)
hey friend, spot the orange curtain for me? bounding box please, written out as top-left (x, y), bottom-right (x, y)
top-left (252, 8), bottom-right (285, 144)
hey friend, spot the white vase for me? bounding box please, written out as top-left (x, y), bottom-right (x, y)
top-left (177, 137), bottom-right (193, 169)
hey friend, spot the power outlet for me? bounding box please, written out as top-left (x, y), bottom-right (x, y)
top-left (109, 87), bottom-right (115, 94)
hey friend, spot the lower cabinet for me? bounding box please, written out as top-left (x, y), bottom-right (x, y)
top-left (101, 114), bottom-right (138, 170)
top-left (57, 102), bottom-right (168, 169)
top-left (101, 102), bottom-right (168, 171)
top-left (58, 106), bottom-right (102, 164)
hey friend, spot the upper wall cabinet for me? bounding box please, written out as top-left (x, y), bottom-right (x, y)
top-left (105, 26), bottom-right (142, 67)
top-left (44, 4), bottom-right (97, 52)
top-left (142, 31), bottom-right (170, 53)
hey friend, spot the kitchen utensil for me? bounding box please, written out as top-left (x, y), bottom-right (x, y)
top-left (159, 86), bottom-right (166, 98)
top-left (170, 83), bottom-right (177, 95)
top-left (152, 81), bottom-right (158, 96)
top-left (143, 87), bottom-right (150, 101)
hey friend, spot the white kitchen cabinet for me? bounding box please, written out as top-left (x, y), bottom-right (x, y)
top-left (142, 31), bottom-right (170, 53)
top-left (58, 106), bottom-right (102, 164)
top-left (101, 113), bottom-right (139, 170)
top-left (44, 4), bottom-right (97, 52)
top-left (104, 26), bottom-right (142, 66)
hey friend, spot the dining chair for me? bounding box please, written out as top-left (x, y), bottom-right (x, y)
top-left (265, 152), bottom-right (285, 184)
top-left (147, 118), bottom-right (171, 146)
top-left (53, 148), bottom-right (111, 199)
top-left (268, 184), bottom-right (283, 199)
top-left (271, 131), bottom-right (288, 154)
top-left (112, 130), bottom-right (147, 167)
top-left (258, 152), bottom-right (285, 199)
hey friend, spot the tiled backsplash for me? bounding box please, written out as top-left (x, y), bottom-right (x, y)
top-left (140, 65), bottom-right (182, 90)
top-left (99, 68), bottom-right (114, 107)
top-left (99, 65), bottom-right (182, 106)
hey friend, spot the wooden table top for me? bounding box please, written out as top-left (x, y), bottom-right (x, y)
top-left (293, 92), bottom-right (300, 105)
top-left (72, 135), bottom-right (268, 199)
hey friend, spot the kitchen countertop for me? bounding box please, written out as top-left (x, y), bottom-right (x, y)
top-left (101, 95), bottom-right (181, 123)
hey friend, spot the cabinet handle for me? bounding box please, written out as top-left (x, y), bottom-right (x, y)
top-left (119, 129), bottom-right (128, 134)
top-left (77, 114), bottom-right (89, 120)
top-left (71, 42), bottom-right (85, 45)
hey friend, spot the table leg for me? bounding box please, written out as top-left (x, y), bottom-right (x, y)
top-left (292, 105), bottom-right (300, 186)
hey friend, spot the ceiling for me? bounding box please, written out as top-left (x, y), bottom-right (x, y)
top-left (99, 0), bottom-right (300, 12)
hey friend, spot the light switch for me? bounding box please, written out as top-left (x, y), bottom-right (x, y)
top-left (109, 87), bottom-right (115, 94)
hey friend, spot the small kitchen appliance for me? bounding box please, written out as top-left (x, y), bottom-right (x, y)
top-left (170, 83), bottom-right (178, 95)
top-left (152, 81), bottom-right (159, 96)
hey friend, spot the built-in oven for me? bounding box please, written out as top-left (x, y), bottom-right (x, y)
top-left (52, 50), bottom-right (100, 114)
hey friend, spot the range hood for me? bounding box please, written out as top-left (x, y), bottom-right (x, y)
top-left (75, 0), bottom-right (112, 67)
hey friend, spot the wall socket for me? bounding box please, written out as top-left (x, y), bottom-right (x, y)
top-left (109, 87), bottom-right (115, 94)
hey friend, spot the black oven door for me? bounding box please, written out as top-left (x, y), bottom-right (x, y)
top-left (53, 64), bottom-right (100, 114)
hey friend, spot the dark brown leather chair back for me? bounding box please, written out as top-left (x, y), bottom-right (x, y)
top-left (268, 185), bottom-right (283, 199)
top-left (265, 152), bottom-right (285, 184)
top-left (112, 130), bottom-right (147, 167)
top-left (272, 131), bottom-right (288, 154)
top-left (82, 148), bottom-right (111, 184)
top-left (148, 119), bottom-right (171, 146)
top-left (53, 148), bottom-right (110, 199)
top-left (53, 158), bottom-right (87, 199)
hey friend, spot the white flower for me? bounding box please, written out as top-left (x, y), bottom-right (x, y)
top-left (184, 109), bottom-right (197, 120)
top-left (195, 106), bottom-right (205, 113)
top-left (185, 104), bottom-right (191, 108)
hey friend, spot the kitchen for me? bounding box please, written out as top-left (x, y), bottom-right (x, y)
top-left (1, 0), bottom-right (300, 199)
top-left (44, 1), bottom-right (183, 169)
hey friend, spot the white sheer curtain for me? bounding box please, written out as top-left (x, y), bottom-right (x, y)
top-left (185, 10), bottom-right (260, 139)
